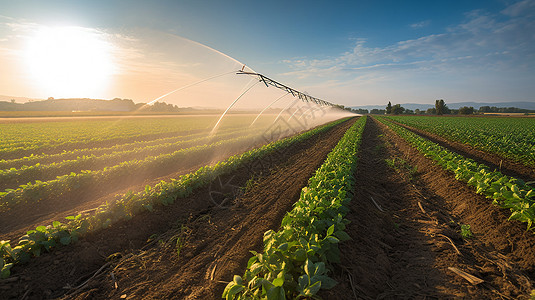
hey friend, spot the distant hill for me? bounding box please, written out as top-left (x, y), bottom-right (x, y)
top-left (0, 95), bottom-right (42, 103)
top-left (351, 101), bottom-right (535, 111)
top-left (0, 98), bottom-right (139, 112)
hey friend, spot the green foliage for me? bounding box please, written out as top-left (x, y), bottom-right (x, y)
top-left (386, 101), bottom-right (392, 114)
top-left (0, 126), bottom-right (254, 190)
top-left (435, 99), bottom-right (449, 115)
top-left (385, 157), bottom-right (418, 180)
top-left (0, 117), bottom-right (221, 159)
top-left (0, 214), bottom-right (88, 278)
top-left (0, 129), bottom-right (267, 210)
top-left (174, 225), bottom-right (189, 258)
top-left (223, 117), bottom-right (366, 299)
top-left (460, 224), bottom-right (473, 239)
top-left (458, 106), bottom-right (474, 115)
top-left (378, 117), bottom-right (535, 232)
top-left (242, 176), bottom-right (258, 194)
top-left (391, 104), bottom-right (405, 115)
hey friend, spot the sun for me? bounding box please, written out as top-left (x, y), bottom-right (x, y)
top-left (24, 26), bottom-right (116, 98)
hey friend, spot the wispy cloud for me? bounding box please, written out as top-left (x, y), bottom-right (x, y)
top-left (502, 0), bottom-right (535, 17)
top-left (410, 20), bottom-right (430, 29)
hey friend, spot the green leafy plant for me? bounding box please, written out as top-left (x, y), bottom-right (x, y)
top-left (460, 224), bottom-right (473, 239)
top-left (0, 240), bottom-right (14, 279)
top-left (0, 214), bottom-right (88, 278)
top-left (385, 157), bottom-right (418, 180)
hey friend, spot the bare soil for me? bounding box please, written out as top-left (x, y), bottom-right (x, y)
top-left (0, 118), bottom-right (355, 299)
top-left (324, 117), bottom-right (535, 299)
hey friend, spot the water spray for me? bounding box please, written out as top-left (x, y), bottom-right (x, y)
top-left (147, 70), bottom-right (236, 106)
top-left (211, 80), bottom-right (261, 134)
top-left (298, 106), bottom-right (323, 120)
top-left (250, 92), bottom-right (291, 126)
top-left (275, 99), bottom-right (299, 122)
top-left (288, 104), bottom-right (308, 121)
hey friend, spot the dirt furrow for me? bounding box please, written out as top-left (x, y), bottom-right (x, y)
top-left (325, 117), bottom-right (535, 299)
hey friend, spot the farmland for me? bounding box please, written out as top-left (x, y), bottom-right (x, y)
top-left (1, 114), bottom-right (535, 299)
top-left (386, 116), bottom-right (535, 168)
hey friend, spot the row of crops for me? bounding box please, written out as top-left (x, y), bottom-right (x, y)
top-left (377, 117), bottom-right (535, 231)
top-left (0, 117), bottom-right (351, 279)
top-left (0, 115), bottom-right (275, 159)
top-left (386, 116), bottom-right (535, 167)
top-left (0, 126), bottom-right (258, 191)
top-left (0, 115), bottom-right (312, 211)
top-left (0, 125), bottom-right (243, 170)
top-left (223, 116), bottom-right (366, 299)
top-left (0, 130), bottom-right (265, 210)
top-left (0, 117), bottom-right (228, 153)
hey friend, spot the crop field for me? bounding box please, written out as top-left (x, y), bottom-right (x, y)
top-left (386, 116), bottom-right (535, 167)
top-left (1, 114), bottom-right (535, 299)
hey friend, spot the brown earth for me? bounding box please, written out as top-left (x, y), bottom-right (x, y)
top-left (324, 117), bottom-right (535, 299)
top-left (0, 118), bottom-right (356, 299)
top-left (392, 120), bottom-right (535, 182)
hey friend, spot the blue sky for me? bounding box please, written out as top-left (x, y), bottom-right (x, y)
top-left (1, 0), bottom-right (534, 106)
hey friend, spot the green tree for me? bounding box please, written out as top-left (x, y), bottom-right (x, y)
top-left (370, 109), bottom-right (386, 114)
top-left (458, 106), bottom-right (474, 115)
top-left (435, 99), bottom-right (449, 115)
top-left (386, 101), bottom-right (392, 114)
top-left (392, 104), bottom-right (405, 115)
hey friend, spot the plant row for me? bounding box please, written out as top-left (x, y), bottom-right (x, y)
top-left (0, 116), bottom-right (257, 159)
top-left (0, 117), bottom-right (220, 150)
top-left (377, 117), bottom-right (535, 231)
top-left (0, 126), bottom-right (241, 170)
top-left (0, 129), bottom-right (268, 211)
top-left (0, 118), bottom-right (350, 279)
top-left (0, 126), bottom-right (257, 191)
top-left (386, 116), bottom-right (535, 167)
top-left (223, 116), bottom-right (366, 300)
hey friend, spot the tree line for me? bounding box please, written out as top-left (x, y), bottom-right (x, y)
top-left (0, 98), bottom-right (182, 112)
top-left (344, 100), bottom-right (534, 115)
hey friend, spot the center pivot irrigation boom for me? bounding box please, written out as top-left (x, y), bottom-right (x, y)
top-left (237, 66), bottom-right (337, 107)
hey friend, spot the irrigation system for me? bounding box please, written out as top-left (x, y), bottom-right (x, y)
top-left (236, 67), bottom-right (337, 108)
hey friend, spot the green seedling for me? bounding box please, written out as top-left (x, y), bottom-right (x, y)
top-left (460, 224), bottom-right (473, 239)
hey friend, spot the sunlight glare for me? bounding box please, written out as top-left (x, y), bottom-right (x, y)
top-left (24, 26), bottom-right (116, 98)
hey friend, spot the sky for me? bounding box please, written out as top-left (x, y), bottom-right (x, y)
top-left (0, 0), bottom-right (534, 107)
